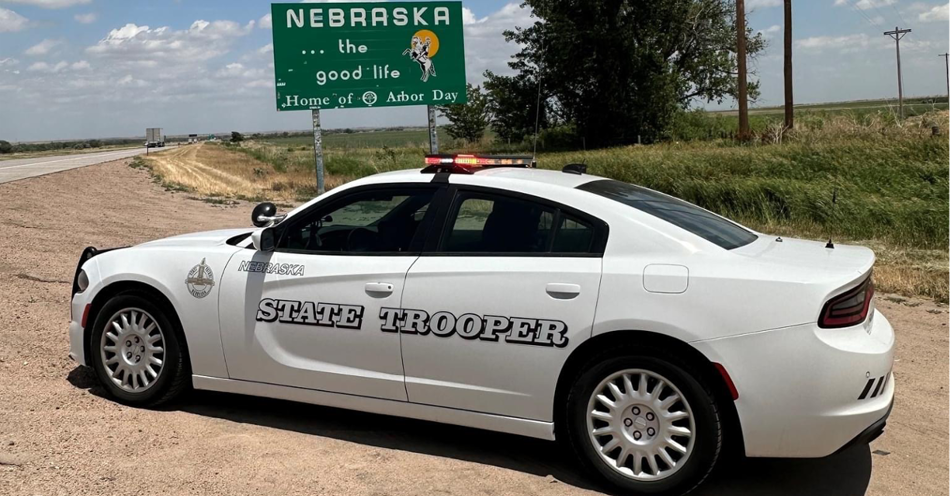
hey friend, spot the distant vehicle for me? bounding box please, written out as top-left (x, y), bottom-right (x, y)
top-left (68, 154), bottom-right (893, 495)
top-left (188, 134), bottom-right (198, 144)
top-left (145, 128), bottom-right (165, 148)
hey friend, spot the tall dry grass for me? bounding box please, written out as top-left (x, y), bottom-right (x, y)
top-left (136, 111), bottom-right (949, 301)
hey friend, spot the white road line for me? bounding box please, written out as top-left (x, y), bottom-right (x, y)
top-left (0, 149), bottom-right (140, 171)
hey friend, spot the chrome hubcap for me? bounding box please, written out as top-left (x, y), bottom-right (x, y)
top-left (586, 369), bottom-right (695, 481)
top-left (99, 308), bottom-right (165, 393)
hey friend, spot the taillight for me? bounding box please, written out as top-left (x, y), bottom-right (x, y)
top-left (819, 275), bottom-right (874, 328)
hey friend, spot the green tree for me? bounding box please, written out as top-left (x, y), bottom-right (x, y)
top-left (437, 84), bottom-right (492, 143)
top-left (231, 131), bottom-right (245, 143)
top-left (0, 140), bottom-right (12, 154)
top-left (496, 0), bottom-right (766, 146)
top-left (483, 70), bottom-right (555, 143)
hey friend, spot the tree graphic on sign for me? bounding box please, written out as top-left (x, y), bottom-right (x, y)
top-left (402, 30), bottom-right (439, 82)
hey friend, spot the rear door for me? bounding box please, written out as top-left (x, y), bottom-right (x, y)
top-left (219, 184), bottom-right (443, 401)
top-left (398, 186), bottom-right (607, 421)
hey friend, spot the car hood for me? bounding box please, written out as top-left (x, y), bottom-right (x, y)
top-left (137, 228), bottom-right (251, 248)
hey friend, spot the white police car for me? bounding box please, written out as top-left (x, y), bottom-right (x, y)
top-left (69, 155), bottom-right (894, 495)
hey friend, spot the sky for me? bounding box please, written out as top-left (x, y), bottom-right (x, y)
top-left (0, 0), bottom-right (947, 142)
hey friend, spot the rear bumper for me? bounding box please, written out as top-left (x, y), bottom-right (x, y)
top-left (834, 398), bottom-right (892, 455)
top-left (693, 309), bottom-right (895, 458)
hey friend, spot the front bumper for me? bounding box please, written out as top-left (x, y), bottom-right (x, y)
top-left (693, 308), bottom-right (895, 458)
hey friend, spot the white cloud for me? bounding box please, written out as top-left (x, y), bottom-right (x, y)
top-left (27, 60), bottom-right (70, 73)
top-left (25, 39), bottom-right (61, 56)
top-left (74, 12), bottom-right (97, 24)
top-left (3, 0), bottom-right (91, 9)
top-left (87, 20), bottom-right (255, 62)
top-left (462, 7), bottom-right (478, 24)
top-left (852, 0), bottom-right (896, 7)
top-left (795, 33), bottom-right (875, 52)
top-left (918, 2), bottom-right (949, 21)
top-left (758, 24), bottom-right (781, 38)
top-left (463, 3), bottom-right (534, 81)
top-left (747, 0), bottom-right (781, 8)
top-left (259, 13), bottom-right (272, 29)
top-left (0, 7), bottom-right (28, 32)
top-left (0, 57), bottom-right (19, 67)
top-left (70, 60), bottom-right (90, 70)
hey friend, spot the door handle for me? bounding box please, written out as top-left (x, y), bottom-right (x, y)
top-left (365, 282), bottom-right (394, 296)
top-left (546, 283), bottom-right (580, 299)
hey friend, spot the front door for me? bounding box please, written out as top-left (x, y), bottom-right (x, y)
top-left (399, 187), bottom-right (607, 420)
top-left (219, 185), bottom-right (440, 401)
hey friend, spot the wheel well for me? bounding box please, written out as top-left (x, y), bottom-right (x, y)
top-left (83, 281), bottom-right (187, 366)
top-left (553, 330), bottom-right (745, 457)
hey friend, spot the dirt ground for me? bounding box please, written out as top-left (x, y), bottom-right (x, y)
top-left (0, 159), bottom-right (947, 496)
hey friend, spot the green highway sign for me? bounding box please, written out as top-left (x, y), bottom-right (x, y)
top-left (271, 2), bottom-right (467, 111)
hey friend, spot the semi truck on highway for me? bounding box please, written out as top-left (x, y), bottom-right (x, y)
top-left (145, 128), bottom-right (165, 148)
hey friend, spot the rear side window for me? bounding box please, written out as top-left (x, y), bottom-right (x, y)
top-left (577, 179), bottom-right (757, 249)
top-left (444, 194), bottom-right (554, 253)
top-left (441, 191), bottom-right (600, 255)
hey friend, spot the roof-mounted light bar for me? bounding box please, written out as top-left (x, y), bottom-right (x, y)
top-left (422, 154), bottom-right (535, 174)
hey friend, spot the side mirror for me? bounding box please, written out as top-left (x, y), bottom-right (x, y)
top-left (251, 228), bottom-right (276, 252)
top-left (252, 202), bottom-right (285, 227)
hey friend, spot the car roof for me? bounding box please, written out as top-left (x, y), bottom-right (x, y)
top-left (354, 166), bottom-right (603, 190)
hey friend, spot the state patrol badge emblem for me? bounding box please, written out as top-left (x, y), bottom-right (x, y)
top-left (185, 258), bottom-right (215, 299)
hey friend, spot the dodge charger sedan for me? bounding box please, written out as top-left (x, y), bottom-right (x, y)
top-left (69, 155), bottom-right (893, 495)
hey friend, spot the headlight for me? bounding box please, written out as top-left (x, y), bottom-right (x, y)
top-left (76, 270), bottom-right (89, 293)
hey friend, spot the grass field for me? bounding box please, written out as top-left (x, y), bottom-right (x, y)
top-left (137, 108), bottom-right (950, 302)
top-left (716, 96), bottom-right (949, 116)
top-left (263, 128), bottom-right (453, 149)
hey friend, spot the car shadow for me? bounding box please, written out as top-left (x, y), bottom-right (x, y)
top-left (67, 366), bottom-right (872, 495)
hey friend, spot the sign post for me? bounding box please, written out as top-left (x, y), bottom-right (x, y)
top-left (270, 1), bottom-right (467, 189)
top-left (312, 109), bottom-right (325, 194)
top-left (427, 106), bottom-right (438, 154)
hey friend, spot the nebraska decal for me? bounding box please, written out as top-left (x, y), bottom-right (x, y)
top-left (379, 307), bottom-right (569, 347)
top-left (238, 260), bottom-right (305, 276)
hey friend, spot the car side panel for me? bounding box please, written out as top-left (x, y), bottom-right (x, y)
top-left (91, 247), bottom-right (239, 379)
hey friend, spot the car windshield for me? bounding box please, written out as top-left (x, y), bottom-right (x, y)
top-left (577, 179), bottom-right (757, 250)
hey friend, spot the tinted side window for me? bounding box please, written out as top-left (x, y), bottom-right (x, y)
top-left (278, 188), bottom-right (435, 254)
top-left (444, 193), bottom-right (555, 253)
top-left (577, 179), bottom-right (757, 250)
top-left (552, 213), bottom-right (594, 253)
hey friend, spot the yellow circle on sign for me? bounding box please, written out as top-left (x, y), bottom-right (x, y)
top-left (412, 29), bottom-right (440, 58)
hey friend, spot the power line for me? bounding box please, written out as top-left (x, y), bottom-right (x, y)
top-left (863, 0), bottom-right (890, 26)
top-left (848, 0), bottom-right (882, 27)
top-left (890, 1), bottom-right (908, 25)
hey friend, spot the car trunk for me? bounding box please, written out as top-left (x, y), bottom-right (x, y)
top-left (733, 234), bottom-right (875, 307)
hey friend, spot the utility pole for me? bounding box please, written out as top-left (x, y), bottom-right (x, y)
top-left (939, 53), bottom-right (949, 99)
top-left (884, 26), bottom-right (911, 119)
top-left (736, 0), bottom-right (750, 140)
top-left (783, 0), bottom-right (793, 130)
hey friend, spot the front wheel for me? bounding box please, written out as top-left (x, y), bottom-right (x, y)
top-left (89, 292), bottom-right (190, 406)
top-left (565, 350), bottom-right (722, 495)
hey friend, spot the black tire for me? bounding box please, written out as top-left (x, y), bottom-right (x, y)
top-left (89, 292), bottom-right (190, 407)
top-left (564, 347), bottom-right (722, 495)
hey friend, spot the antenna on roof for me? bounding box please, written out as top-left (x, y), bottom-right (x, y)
top-left (531, 38), bottom-right (544, 169)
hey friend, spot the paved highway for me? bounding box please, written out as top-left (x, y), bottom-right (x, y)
top-left (0, 147), bottom-right (164, 184)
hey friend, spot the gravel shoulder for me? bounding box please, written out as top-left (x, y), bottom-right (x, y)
top-left (0, 159), bottom-right (946, 495)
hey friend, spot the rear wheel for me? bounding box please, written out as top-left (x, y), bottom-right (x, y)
top-left (90, 293), bottom-right (190, 406)
top-left (565, 349), bottom-right (722, 495)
